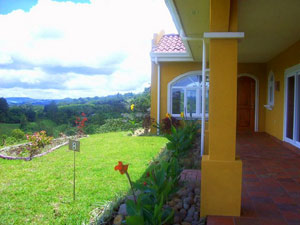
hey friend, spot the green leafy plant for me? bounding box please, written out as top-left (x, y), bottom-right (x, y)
top-left (97, 118), bottom-right (135, 133)
top-left (0, 134), bottom-right (7, 146)
top-left (128, 104), bottom-right (137, 135)
top-left (26, 130), bottom-right (53, 159)
top-left (11, 129), bottom-right (25, 140)
top-left (165, 125), bottom-right (193, 158)
top-left (123, 158), bottom-right (182, 225)
top-left (159, 114), bottom-right (180, 134)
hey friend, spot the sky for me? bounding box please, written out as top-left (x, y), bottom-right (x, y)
top-left (0, 0), bottom-right (177, 99)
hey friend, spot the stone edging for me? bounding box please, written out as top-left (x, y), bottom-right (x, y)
top-left (0, 141), bottom-right (68, 161)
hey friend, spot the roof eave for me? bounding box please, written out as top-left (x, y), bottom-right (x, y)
top-left (164, 0), bottom-right (194, 60)
top-left (150, 52), bottom-right (193, 62)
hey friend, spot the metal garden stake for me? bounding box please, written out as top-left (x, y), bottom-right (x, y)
top-left (69, 140), bottom-right (80, 201)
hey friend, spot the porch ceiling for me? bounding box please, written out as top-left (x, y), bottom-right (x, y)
top-left (238, 0), bottom-right (300, 63)
top-left (172, 0), bottom-right (209, 61)
top-left (167, 0), bottom-right (300, 63)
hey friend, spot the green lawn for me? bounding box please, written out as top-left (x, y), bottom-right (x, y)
top-left (0, 132), bottom-right (167, 225)
top-left (0, 123), bottom-right (20, 136)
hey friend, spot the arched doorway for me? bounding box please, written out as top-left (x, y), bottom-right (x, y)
top-left (237, 75), bottom-right (258, 132)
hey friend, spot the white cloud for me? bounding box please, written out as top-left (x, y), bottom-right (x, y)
top-left (0, 0), bottom-right (176, 99)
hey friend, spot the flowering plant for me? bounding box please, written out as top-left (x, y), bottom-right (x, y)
top-left (26, 131), bottom-right (53, 159)
top-left (75, 112), bottom-right (88, 136)
top-left (114, 161), bottom-right (136, 203)
top-left (161, 114), bottom-right (180, 134)
top-left (128, 104), bottom-right (137, 135)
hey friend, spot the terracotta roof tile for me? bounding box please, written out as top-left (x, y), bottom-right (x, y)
top-left (152, 34), bottom-right (186, 53)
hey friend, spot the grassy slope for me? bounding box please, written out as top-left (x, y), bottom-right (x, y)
top-left (0, 132), bottom-right (167, 225)
top-left (0, 123), bottom-right (20, 136)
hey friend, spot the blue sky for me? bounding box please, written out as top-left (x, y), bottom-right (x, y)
top-left (0, 0), bottom-right (176, 99)
top-left (0, 0), bottom-right (90, 14)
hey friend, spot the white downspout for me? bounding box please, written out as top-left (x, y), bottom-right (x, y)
top-left (201, 40), bottom-right (206, 156)
top-left (156, 58), bottom-right (161, 135)
top-left (179, 33), bottom-right (207, 156)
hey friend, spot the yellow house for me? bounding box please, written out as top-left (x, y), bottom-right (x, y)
top-left (150, 0), bottom-right (300, 218)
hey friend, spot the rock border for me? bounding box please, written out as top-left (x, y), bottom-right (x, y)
top-left (0, 141), bottom-right (68, 161)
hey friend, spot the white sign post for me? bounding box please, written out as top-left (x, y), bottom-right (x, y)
top-left (69, 140), bottom-right (80, 201)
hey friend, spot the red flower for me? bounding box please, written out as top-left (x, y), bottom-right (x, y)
top-left (143, 182), bottom-right (147, 186)
top-left (81, 112), bottom-right (86, 116)
top-left (114, 161), bottom-right (128, 175)
top-left (146, 172), bottom-right (150, 177)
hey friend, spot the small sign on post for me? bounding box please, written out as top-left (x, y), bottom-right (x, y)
top-left (69, 140), bottom-right (80, 152)
top-left (69, 139), bottom-right (80, 201)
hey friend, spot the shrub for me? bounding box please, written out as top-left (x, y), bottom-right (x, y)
top-left (97, 118), bottom-right (137, 133)
top-left (0, 134), bottom-right (7, 146)
top-left (23, 122), bottom-right (39, 133)
top-left (75, 112), bottom-right (88, 136)
top-left (83, 124), bottom-right (97, 134)
top-left (64, 127), bottom-right (77, 136)
top-left (11, 129), bottom-right (25, 140)
top-left (26, 131), bottom-right (53, 159)
top-left (115, 159), bottom-right (178, 225)
top-left (36, 120), bottom-right (57, 137)
top-left (5, 136), bottom-right (17, 146)
top-left (160, 116), bottom-right (180, 134)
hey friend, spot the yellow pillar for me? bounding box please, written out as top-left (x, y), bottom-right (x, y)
top-left (200, 0), bottom-right (242, 217)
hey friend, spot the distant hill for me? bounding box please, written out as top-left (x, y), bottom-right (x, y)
top-left (6, 97), bottom-right (59, 106)
top-left (5, 93), bottom-right (136, 106)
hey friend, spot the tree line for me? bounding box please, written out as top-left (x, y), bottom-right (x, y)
top-left (0, 87), bottom-right (151, 138)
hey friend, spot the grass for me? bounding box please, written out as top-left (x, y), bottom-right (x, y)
top-left (0, 123), bottom-right (20, 136)
top-left (0, 132), bottom-right (167, 225)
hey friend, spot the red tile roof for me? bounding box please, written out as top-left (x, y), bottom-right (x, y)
top-left (152, 34), bottom-right (186, 53)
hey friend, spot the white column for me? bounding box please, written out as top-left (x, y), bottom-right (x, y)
top-left (201, 40), bottom-right (206, 156)
top-left (157, 62), bottom-right (161, 135)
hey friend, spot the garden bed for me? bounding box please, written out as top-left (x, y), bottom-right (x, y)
top-left (92, 120), bottom-right (203, 225)
top-left (0, 135), bottom-right (85, 160)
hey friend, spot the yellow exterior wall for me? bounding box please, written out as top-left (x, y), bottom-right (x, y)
top-left (238, 63), bottom-right (267, 132)
top-left (265, 40), bottom-right (300, 140)
top-left (150, 62), bottom-right (202, 133)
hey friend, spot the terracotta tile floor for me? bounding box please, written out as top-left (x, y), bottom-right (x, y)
top-left (207, 133), bottom-right (300, 225)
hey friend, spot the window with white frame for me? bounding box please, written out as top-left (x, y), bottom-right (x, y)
top-left (169, 73), bottom-right (209, 118)
top-left (267, 72), bottom-right (275, 107)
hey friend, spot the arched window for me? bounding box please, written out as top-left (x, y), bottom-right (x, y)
top-left (168, 72), bottom-right (209, 118)
top-left (267, 72), bottom-right (275, 107)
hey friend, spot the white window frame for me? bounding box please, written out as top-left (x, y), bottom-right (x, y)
top-left (167, 70), bottom-right (209, 119)
top-left (265, 71), bottom-right (275, 110)
top-left (283, 64), bottom-right (300, 149)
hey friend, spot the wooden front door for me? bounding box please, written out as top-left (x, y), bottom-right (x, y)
top-left (237, 76), bottom-right (255, 132)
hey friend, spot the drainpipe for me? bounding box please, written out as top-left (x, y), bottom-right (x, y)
top-left (156, 58), bottom-right (161, 135)
top-left (201, 40), bottom-right (206, 156)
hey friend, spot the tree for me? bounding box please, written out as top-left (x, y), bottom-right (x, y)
top-left (0, 98), bottom-right (9, 113)
top-left (0, 98), bottom-right (9, 122)
top-left (24, 105), bottom-right (36, 122)
top-left (44, 101), bottom-right (58, 121)
top-left (20, 114), bottom-right (28, 129)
